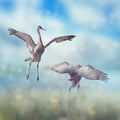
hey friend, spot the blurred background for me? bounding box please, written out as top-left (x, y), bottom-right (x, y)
top-left (0, 0), bottom-right (120, 120)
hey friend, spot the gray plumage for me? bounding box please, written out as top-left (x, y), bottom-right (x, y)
top-left (8, 26), bottom-right (75, 81)
top-left (51, 61), bottom-right (109, 91)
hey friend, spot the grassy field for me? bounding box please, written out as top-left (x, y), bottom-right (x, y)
top-left (0, 89), bottom-right (120, 120)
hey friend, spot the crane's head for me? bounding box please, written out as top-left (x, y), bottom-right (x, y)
top-left (37, 25), bottom-right (46, 31)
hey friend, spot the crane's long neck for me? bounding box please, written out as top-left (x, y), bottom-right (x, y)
top-left (37, 29), bottom-right (43, 46)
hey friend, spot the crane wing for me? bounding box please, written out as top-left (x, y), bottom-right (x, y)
top-left (54, 35), bottom-right (76, 43)
top-left (77, 65), bottom-right (109, 81)
top-left (51, 61), bottom-right (76, 75)
top-left (44, 35), bottom-right (75, 48)
top-left (8, 28), bottom-right (36, 53)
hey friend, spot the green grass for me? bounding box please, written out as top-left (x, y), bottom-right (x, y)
top-left (0, 89), bottom-right (120, 120)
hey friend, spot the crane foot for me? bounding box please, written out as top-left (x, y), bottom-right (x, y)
top-left (37, 76), bottom-right (39, 81)
top-left (26, 75), bottom-right (29, 80)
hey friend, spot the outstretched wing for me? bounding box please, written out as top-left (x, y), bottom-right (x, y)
top-left (77, 65), bottom-right (109, 81)
top-left (51, 61), bottom-right (76, 75)
top-left (44, 35), bottom-right (75, 48)
top-left (8, 28), bottom-right (36, 53)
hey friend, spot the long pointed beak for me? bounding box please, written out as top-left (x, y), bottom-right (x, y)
top-left (41, 27), bottom-right (46, 31)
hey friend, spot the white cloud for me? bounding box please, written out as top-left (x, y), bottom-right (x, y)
top-left (62, 0), bottom-right (106, 29)
top-left (0, 44), bottom-right (28, 64)
top-left (110, 6), bottom-right (120, 28)
top-left (0, 0), bottom-right (65, 36)
top-left (61, 0), bottom-right (120, 30)
top-left (67, 32), bottom-right (120, 70)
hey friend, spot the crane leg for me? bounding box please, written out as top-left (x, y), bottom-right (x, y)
top-left (77, 83), bottom-right (80, 93)
top-left (27, 62), bottom-right (31, 80)
top-left (69, 85), bottom-right (73, 92)
top-left (37, 62), bottom-right (39, 81)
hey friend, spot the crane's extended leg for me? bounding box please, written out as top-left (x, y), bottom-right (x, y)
top-left (69, 85), bottom-right (73, 92)
top-left (37, 62), bottom-right (39, 81)
top-left (27, 62), bottom-right (32, 80)
top-left (77, 83), bottom-right (80, 93)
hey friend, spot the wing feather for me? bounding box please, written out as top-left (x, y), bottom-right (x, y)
top-left (54, 35), bottom-right (76, 43)
top-left (8, 28), bottom-right (36, 53)
top-left (78, 65), bottom-right (109, 81)
top-left (44, 35), bottom-right (75, 48)
top-left (51, 61), bottom-right (76, 75)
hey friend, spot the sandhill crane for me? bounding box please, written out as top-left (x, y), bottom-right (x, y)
top-left (51, 61), bottom-right (109, 91)
top-left (8, 26), bottom-right (75, 81)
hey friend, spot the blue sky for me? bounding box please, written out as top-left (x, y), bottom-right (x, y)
top-left (0, 0), bottom-right (120, 93)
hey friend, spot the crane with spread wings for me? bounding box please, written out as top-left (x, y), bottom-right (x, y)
top-left (8, 26), bottom-right (75, 81)
top-left (51, 62), bottom-right (109, 91)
